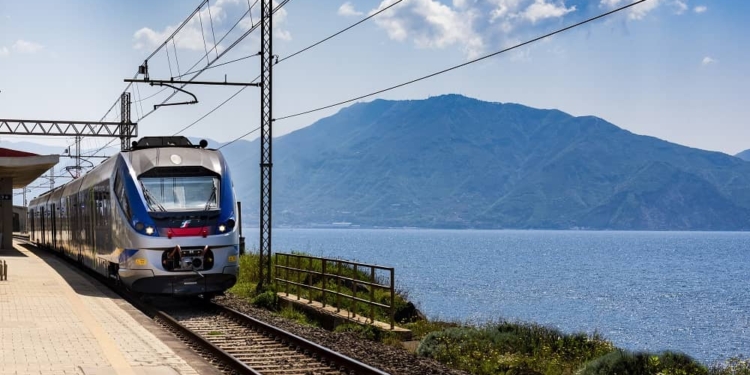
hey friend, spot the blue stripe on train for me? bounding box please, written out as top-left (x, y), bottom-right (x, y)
top-left (118, 249), bottom-right (139, 264)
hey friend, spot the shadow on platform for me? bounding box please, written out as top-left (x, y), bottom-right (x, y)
top-left (0, 245), bottom-right (28, 257)
top-left (14, 241), bottom-right (119, 299)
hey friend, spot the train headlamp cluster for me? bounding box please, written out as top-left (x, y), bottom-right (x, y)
top-left (135, 222), bottom-right (156, 236)
top-left (218, 219), bottom-right (236, 233)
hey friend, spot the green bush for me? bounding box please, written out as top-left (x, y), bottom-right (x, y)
top-left (334, 323), bottom-right (382, 341)
top-left (251, 290), bottom-right (278, 311)
top-left (279, 306), bottom-right (316, 326)
top-left (417, 322), bottom-right (614, 375)
top-left (579, 350), bottom-right (707, 375)
top-left (709, 357), bottom-right (750, 375)
top-left (406, 319), bottom-right (460, 340)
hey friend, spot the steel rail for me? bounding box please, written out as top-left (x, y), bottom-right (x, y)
top-left (20, 238), bottom-right (389, 375)
top-left (18, 238), bottom-right (260, 375)
top-left (153, 309), bottom-right (261, 375)
top-left (214, 303), bottom-right (390, 375)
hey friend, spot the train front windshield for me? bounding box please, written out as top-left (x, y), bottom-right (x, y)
top-left (140, 176), bottom-right (219, 212)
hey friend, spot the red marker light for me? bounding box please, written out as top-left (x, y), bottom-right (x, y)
top-left (202, 228), bottom-right (208, 238)
top-left (167, 229), bottom-right (173, 239)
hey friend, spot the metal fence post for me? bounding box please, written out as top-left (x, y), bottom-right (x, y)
top-left (307, 257), bottom-right (313, 303)
top-left (390, 269), bottom-right (395, 330)
top-left (322, 259), bottom-right (327, 308)
top-left (296, 255), bottom-right (300, 301)
top-left (285, 254), bottom-right (289, 296)
top-left (336, 260), bottom-right (341, 313)
top-left (370, 267), bottom-right (376, 324)
top-left (353, 264), bottom-right (358, 319)
top-left (237, 201), bottom-right (245, 256)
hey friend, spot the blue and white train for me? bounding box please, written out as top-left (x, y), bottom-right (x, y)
top-left (28, 136), bottom-right (239, 296)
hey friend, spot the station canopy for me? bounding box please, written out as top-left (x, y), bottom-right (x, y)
top-left (0, 148), bottom-right (59, 188)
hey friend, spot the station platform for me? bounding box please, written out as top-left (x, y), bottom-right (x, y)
top-left (0, 241), bottom-right (219, 375)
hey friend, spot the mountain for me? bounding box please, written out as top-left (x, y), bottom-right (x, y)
top-left (736, 149), bottom-right (750, 161)
top-left (217, 94), bottom-right (750, 230)
top-left (11, 95), bottom-right (749, 230)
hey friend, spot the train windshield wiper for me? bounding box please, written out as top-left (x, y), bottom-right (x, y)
top-left (204, 186), bottom-right (217, 211)
top-left (141, 182), bottom-right (167, 212)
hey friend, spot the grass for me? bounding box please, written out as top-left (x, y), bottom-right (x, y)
top-left (230, 251), bottom-right (743, 375)
top-left (280, 306), bottom-right (317, 327)
top-left (230, 251), bottom-right (416, 324)
top-left (709, 357), bottom-right (750, 375)
top-left (579, 350), bottom-right (707, 375)
top-left (416, 321), bottom-right (615, 375)
top-left (207, 330), bottom-right (224, 336)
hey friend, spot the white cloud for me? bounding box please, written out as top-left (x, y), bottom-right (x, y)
top-left (702, 56), bottom-right (717, 66)
top-left (489, 0), bottom-right (523, 22)
top-left (626, 0), bottom-right (662, 20)
top-left (673, 0), bottom-right (687, 15)
top-left (694, 5), bottom-right (707, 13)
top-left (133, 0), bottom-right (292, 52)
top-left (600, 0), bottom-right (663, 20)
top-left (369, 0), bottom-right (581, 59)
top-left (338, 2), bottom-right (363, 17)
top-left (0, 47), bottom-right (8, 57)
top-left (272, 0), bottom-right (292, 41)
top-left (12, 40), bottom-right (43, 54)
top-left (371, 0), bottom-right (484, 59)
top-left (521, 0), bottom-right (576, 23)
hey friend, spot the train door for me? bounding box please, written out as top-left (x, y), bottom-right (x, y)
top-left (28, 209), bottom-right (34, 241)
top-left (51, 203), bottom-right (57, 250)
top-left (40, 206), bottom-right (46, 246)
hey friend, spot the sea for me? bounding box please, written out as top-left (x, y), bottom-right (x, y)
top-left (243, 228), bottom-right (750, 364)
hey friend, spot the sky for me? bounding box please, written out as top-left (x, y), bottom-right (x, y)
top-left (0, 0), bottom-right (748, 163)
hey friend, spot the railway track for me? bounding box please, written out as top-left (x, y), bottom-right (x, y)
top-left (20, 239), bottom-right (389, 375)
top-left (154, 300), bottom-right (389, 375)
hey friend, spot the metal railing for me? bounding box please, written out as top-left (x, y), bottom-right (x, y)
top-left (274, 253), bottom-right (396, 329)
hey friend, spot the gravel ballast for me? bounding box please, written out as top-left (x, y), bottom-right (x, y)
top-left (215, 294), bottom-right (469, 375)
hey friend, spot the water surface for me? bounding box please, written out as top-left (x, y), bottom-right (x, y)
top-left (244, 228), bottom-right (750, 363)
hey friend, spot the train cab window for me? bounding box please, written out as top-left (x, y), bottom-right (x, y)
top-left (114, 170), bottom-right (132, 219)
top-left (140, 176), bottom-right (219, 212)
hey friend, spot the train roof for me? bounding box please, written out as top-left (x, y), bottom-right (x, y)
top-left (130, 136), bottom-right (210, 150)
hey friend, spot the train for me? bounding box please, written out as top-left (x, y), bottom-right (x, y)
top-left (28, 136), bottom-right (239, 297)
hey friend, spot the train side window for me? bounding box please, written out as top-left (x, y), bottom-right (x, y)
top-left (114, 170), bottom-right (132, 220)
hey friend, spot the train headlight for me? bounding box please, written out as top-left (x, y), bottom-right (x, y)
top-left (218, 224), bottom-right (227, 233)
top-left (228, 255), bottom-right (237, 263)
top-left (135, 222), bottom-right (145, 231)
top-left (145, 226), bottom-right (155, 235)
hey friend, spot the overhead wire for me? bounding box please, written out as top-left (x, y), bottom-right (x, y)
top-left (89, 0), bottom-right (286, 157)
top-left (172, 0), bottom-right (260, 80)
top-left (176, 0), bottom-right (402, 137)
top-left (135, 87), bottom-right (169, 103)
top-left (207, 0), bottom-right (219, 59)
top-left (274, 0), bottom-right (647, 121)
top-left (137, 0), bottom-right (291, 122)
top-left (69, 1), bottom-right (210, 161)
top-left (198, 8), bottom-right (211, 66)
top-left (215, 0), bottom-right (646, 146)
top-left (173, 86), bottom-right (251, 136)
top-left (144, 0), bottom-right (209, 62)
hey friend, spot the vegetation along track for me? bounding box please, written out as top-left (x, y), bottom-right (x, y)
top-left (154, 299), bottom-right (390, 375)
